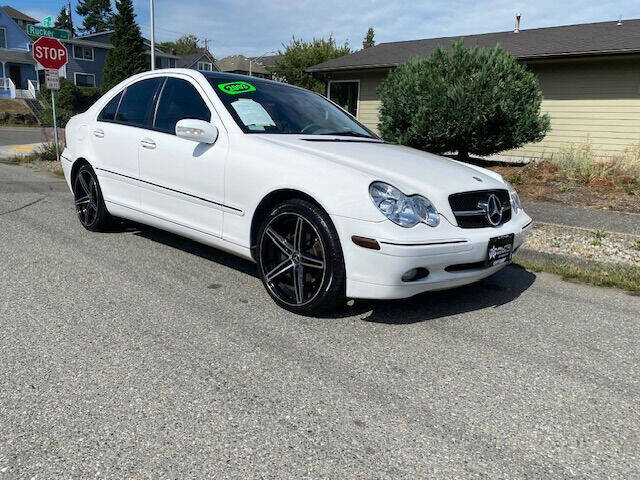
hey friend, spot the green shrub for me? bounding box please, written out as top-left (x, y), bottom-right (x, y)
top-left (41, 107), bottom-right (75, 128)
top-left (36, 142), bottom-right (59, 162)
top-left (39, 78), bottom-right (102, 127)
top-left (378, 41), bottom-right (550, 160)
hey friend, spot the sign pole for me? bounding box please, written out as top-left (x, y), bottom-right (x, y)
top-left (51, 88), bottom-right (59, 162)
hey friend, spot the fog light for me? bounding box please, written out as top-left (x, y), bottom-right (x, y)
top-left (401, 267), bottom-right (430, 282)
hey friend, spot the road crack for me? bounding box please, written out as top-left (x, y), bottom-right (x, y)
top-left (0, 196), bottom-right (45, 216)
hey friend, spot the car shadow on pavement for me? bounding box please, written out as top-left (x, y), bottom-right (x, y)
top-left (128, 222), bottom-right (259, 277)
top-left (122, 221), bottom-right (536, 324)
top-left (325, 265), bottom-right (537, 324)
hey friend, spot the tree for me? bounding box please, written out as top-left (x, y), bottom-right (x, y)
top-left (75, 0), bottom-right (113, 33)
top-left (271, 36), bottom-right (351, 94)
top-left (378, 41), bottom-right (550, 159)
top-left (159, 34), bottom-right (204, 56)
top-left (103, 0), bottom-right (146, 90)
top-left (362, 27), bottom-right (375, 49)
top-left (54, 7), bottom-right (75, 37)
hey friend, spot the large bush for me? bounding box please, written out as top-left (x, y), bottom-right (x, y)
top-left (378, 41), bottom-right (550, 159)
top-left (40, 78), bottom-right (102, 127)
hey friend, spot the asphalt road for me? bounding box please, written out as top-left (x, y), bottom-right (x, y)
top-left (1, 162), bottom-right (639, 479)
top-left (0, 127), bottom-right (44, 146)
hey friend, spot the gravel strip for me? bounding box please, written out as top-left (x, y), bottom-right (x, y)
top-left (526, 223), bottom-right (640, 267)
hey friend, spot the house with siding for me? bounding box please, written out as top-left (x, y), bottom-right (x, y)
top-left (0, 5), bottom-right (37, 97)
top-left (58, 31), bottom-right (180, 88)
top-left (308, 18), bottom-right (640, 160)
top-left (177, 51), bottom-right (218, 72)
top-left (2, 5), bottom-right (38, 33)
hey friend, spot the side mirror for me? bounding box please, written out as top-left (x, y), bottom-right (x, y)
top-left (175, 119), bottom-right (219, 144)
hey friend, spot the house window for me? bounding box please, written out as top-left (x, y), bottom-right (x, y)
top-left (197, 61), bottom-right (213, 72)
top-left (73, 45), bottom-right (94, 61)
top-left (328, 80), bottom-right (359, 117)
top-left (0, 28), bottom-right (6, 49)
top-left (74, 73), bottom-right (95, 87)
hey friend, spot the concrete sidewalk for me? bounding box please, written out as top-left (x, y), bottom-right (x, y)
top-left (0, 143), bottom-right (43, 159)
top-left (524, 200), bottom-right (640, 236)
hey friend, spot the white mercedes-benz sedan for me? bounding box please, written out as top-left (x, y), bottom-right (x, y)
top-left (61, 69), bottom-right (532, 314)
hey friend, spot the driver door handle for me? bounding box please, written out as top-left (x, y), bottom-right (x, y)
top-left (93, 128), bottom-right (104, 138)
top-left (140, 138), bottom-right (156, 149)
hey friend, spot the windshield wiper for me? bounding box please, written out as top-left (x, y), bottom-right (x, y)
top-left (318, 130), bottom-right (375, 139)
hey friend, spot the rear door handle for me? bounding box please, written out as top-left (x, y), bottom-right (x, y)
top-left (93, 128), bottom-right (104, 138)
top-left (140, 138), bottom-right (156, 149)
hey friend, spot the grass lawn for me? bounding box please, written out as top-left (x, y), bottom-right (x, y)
top-left (0, 99), bottom-right (31, 115)
top-left (514, 255), bottom-right (640, 293)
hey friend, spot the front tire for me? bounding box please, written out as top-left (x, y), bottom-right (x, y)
top-left (256, 199), bottom-right (346, 315)
top-left (73, 164), bottom-right (113, 232)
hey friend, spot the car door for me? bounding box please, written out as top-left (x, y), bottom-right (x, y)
top-left (138, 76), bottom-right (227, 237)
top-left (91, 77), bottom-right (163, 211)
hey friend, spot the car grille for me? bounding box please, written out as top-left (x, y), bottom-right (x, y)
top-left (449, 189), bottom-right (511, 228)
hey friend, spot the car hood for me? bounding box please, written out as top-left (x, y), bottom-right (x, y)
top-left (254, 135), bottom-right (506, 197)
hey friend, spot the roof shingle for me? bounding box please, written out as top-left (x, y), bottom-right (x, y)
top-left (307, 19), bottom-right (640, 73)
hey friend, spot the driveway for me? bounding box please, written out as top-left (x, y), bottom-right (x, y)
top-left (1, 162), bottom-right (638, 478)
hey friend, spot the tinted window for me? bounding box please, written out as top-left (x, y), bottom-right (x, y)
top-left (154, 78), bottom-right (211, 134)
top-left (209, 77), bottom-right (375, 138)
top-left (98, 91), bottom-right (123, 122)
top-left (115, 78), bottom-right (164, 127)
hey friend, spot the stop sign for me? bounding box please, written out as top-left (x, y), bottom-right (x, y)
top-left (33, 37), bottom-right (68, 70)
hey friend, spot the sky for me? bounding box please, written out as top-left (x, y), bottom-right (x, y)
top-left (19, 0), bottom-right (640, 58)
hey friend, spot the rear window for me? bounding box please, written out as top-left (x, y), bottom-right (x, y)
top-left (97, 91), bottom-right (123, 122)
top-left (115, 78), bottom-right (164, 127)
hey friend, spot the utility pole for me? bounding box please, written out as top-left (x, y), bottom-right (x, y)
top-left (67, 1), bottom-right (74, 36)
top-left (150, 0), bottom-right (155, 70)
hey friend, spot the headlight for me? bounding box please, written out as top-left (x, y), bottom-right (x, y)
top-left (369, 181), bottom-right (440, 228)
top-left (505, 180), bottom-right (521, 215)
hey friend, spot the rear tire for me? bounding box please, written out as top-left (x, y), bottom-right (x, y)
top-left (73, 164), bottom-right (113, 232)
top-left (256, 199), bottom-right (346, 315)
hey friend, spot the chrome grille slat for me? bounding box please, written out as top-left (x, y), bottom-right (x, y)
top-left (449, 189), bottom-right (511, 228)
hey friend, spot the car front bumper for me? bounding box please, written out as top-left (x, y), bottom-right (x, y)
top-left (331, 211), bottom-right (533, 300)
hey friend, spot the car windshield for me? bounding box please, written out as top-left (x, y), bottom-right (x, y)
top-left (208, 77), bottom-right (378, 138)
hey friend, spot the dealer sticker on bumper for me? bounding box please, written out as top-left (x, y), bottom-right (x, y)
top-left (486, 234), bottom-right (515, 266)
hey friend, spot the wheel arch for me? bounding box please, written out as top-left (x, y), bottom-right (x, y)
top-left (249, 188), bottom-right (332, 260)
top-left (70, 157), bottom-right (92, 190)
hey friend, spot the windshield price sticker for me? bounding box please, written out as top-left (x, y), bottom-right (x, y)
top-left (231, 99), bottom-right (275, 130)
top-left (218, 81), bottom-right (256, 95)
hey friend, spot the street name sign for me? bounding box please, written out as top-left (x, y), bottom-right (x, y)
top-left (27, 24), bottom-right (70, 40)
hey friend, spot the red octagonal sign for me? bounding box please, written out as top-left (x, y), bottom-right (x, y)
top-left (33, 37), bottom-right (68, 70)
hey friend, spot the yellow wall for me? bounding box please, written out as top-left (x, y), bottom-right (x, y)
top-left (505, 57), bottom-right (640, 159)
top-left (329, 56), bottom-right (640, 158)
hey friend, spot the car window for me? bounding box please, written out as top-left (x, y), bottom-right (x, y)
top-left (209, 77), bottom-right (376, 138)
top-left (97, 91), bottom-right (123, 122)
top-left (115, 77), bottom-right (164, 127)
top-left (154, 78), bottom-right (211, 134)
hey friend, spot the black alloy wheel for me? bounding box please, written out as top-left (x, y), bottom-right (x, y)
top-left (73, 164), bottom-right (112, 231)
top-left (257, 199), bottom-right (346, 315)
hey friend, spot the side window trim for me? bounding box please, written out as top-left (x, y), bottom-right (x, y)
top-left (151, 77), bottom-right (169, 130)
top-left (113, 78), bottom-right (164, 129)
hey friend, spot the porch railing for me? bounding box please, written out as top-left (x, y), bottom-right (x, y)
top-left (27, 79), bottom-right (38, 98)
top-left (0, 77), bottom-right (16, 98)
